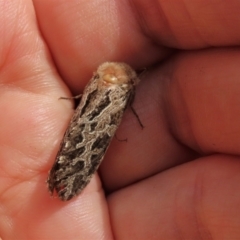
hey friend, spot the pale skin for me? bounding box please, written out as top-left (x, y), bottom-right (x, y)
top-left (0, 0), bottom-right (240, 239)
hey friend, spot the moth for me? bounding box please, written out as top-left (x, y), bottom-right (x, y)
top-left (47, 62), bottom-right (141, 201)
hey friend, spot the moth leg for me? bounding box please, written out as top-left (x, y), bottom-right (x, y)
top-left (59, 94), bottom-right (82, 101)
top-left (59, 94), bottom-right (83, 109)
top-left (128, 90), bottom-right (144, 129)
top-left (128, 68), bottom-right (146, 129)
top-left (130, 104), bottom-right (144, 129)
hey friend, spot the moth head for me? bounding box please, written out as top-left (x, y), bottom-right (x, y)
top-left (97, 62), bottom-right (140, 87)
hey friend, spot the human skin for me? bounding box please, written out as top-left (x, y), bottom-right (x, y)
top-left (0, 0), bottom-right (240, 239)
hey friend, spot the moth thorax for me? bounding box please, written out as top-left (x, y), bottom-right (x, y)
top-left (98, 62), bottom-right (136, 85)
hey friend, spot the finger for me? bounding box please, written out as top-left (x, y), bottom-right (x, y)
top-left (0, 1), bottom-right (111, 239)
top-left (101, 47), bottom-right (240, 191)
top-left (165, 48), bottom-right (240, 155)
top-left (108, 154), bottom-right (240, 239)
top-left (32, 0), bottom-right (169, 91)
top-left (133, 0), bottom-right (240, 48)
top-left (33, 0), bottom-right (240, 92)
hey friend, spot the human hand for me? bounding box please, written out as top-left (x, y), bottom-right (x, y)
top-left (1, 0), bottom-right (240, 239)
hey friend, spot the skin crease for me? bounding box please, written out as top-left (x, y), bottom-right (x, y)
top-left (0, 0), bottom-right (240, 239)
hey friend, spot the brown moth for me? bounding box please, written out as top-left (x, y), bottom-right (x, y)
top-left (47, 62), bottom-right (140, 201)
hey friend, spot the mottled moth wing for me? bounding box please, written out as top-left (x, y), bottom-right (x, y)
top-left (47, 62), bottom-right (139, 201)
